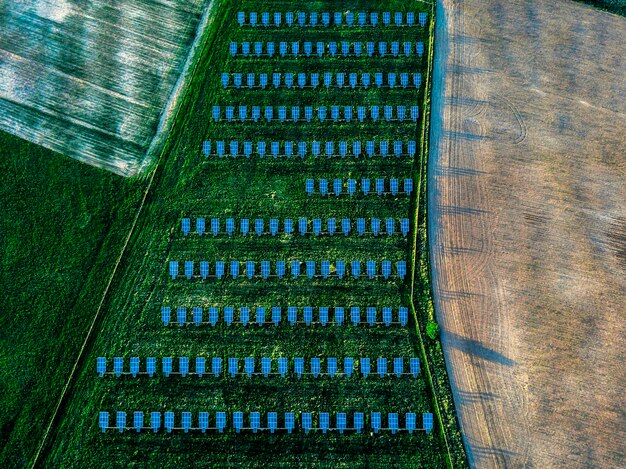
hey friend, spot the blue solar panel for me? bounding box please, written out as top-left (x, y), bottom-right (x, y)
top-left (385, 105), bottom-right (393, 121)
top-left (335, 307), bottom-right (345, 326)
top-left (372, 218), bottom-right (381, 236)
top-left (113, 357), bottom-right (123, 377)
top-left (212, 357), bottom-right (222, 377)
top-left (285, 412), bottom-right (295, 433)
top-left (298, 12), bottom-right (306, 26)
top-left (399, 307), bottom-right (408, 327)
top-left (351, 307), bottom-right (360, 326)
top-left (229, 42), bottom-right (237, 57)
top-left (302, 413), bottom-right (312, 434)
top-left (228, 357), bottom-right (238, 377)
top-left (378, 358), bottom-right (387, 377)
top-left (389, 413), bottom-right (399, 434)
top-left (199, 261), bottom-right (209, 279)
top-left (328, 358), bottom-right (337, 377)
top-left (336, 75), bottom-right (344, 89)
top-left (354, 218), bottom-right (364, 236)
top-left (182, 218), bottom-right (191, 236)
top-left (361, 358), bottom-right (371, 378)
top-left (347, 179), bottom-right (356, 196)
top-left (202, 141), bottom-right (211, 156)
top-left (246, 261), bottom-right (255, 279)
top-left (419, 12), bottom-right (427, 27)
top-left (177, 307), bottom-right (186, 326)
top-left (320, 412), bottom-right (329, 433)
top-left (163, 357), bottom-right (172, 377)
top-left (385, 218), bottom-right (395, 236)
top-left (291, 261), bottom-right (300, 279)
top-left (215, 262), bottom-right (224, 280)
top-left (367, 307), bottom-right (376, 326)
top-left (382, 260), bottom-right (392, 279)
top-left (344, 357), bottom-right (354, 377)
top-left (151, 412), bottom-right (160, 432)
top-left (319, 307), bottom-right (329, 326)
top-left (371, 412), bottom-right (381, 433)
top-left (336, 261), bottom-right (345, 279)
top-left (284, 218), bottom-right (293, 235)
top-left (366, 41), bottom-right (374, 57)
top-left (278, 357), bottom-right (288, 377)
top-left (117, 411), bottom-right (126, 433)
top-left (304, 306), bottom-right (313, 326)
top-left (256, 306), bottom-right (266, 325)
top-left (261, 357), bottom-right (271, 377)
top-left (372, 105), bottom-right (379, 122)
top-left (367, 260), bottom-right (376, 279)
top-left (226, 105), bottom-right (235, 121)
top-left (268, 412), bottom-right (277, 433)
top-left (343, 42), bottom-right (350, 57)
top-left (383, 307), bottom-right (392, 326)
top-left (383, 11), bottom-right (391, 25)
top-left (407, 12), bottom-right (415, 26)
top-left (161, 306), bottom-right (170, 326)
top-left (306, 261), bottom-right (315, 279)
top-left (398, 261), bottom-right (407, 280)
top-left (325, 141), bottom-right (333, 157)
top-left (294, 357), bottom-right (304, 378)
top-left (321, 260), bottom-right (330, 279)
top-left (224, 306), bottom-right (234, 326)
top-left (240, 219), bottom-right (249, 236)
top-left (406, 413), bottom-right (416, 433)
top-left (254, 42), bottom-right (262, 57)
top-left (400, 218), bottom-right (410, 237)
top-left (319, 178), bottom-right (328, 195)
top-left (311, 358), bottom-right (321, 378)
top-left (267, 42), bottom-right (275, 57)
top-left (252, 106), bottom-right (261, 121)
top-left (240, 306), bottom-right (249, 326)
top-left (182, 412), bottom-right (191, 433)
top-left (147, 357), bottom-right (156, 377)
top-left (261, 261), bottom-right (270, 280)
top-left (130, 357), bottom-right (139, 377)
top-left (313, 218), bottom-right (321, 236)
top-left (169, 261), bottom-right (178, 279)
top-left (322, 12), bottom-right (330, 26)
top-left (424, 413), bottom-right (433, 433)
top-left (325, 218), bottom-right (336, 237)
top-left (354, 412), bottom-right (364, 433)
top-left (242, 42), bottom-right (250, 56)
top-left (394, 358), bottom-right (404, 377)
top-left (285, 141), bottom-right (293, 157)
top-left (97, 357), bottom-right (106, 377)
top-left (196, 357), bottom-right (205, 377)
top-left (274, 12), bottom-right (281, 26)
top-left (299, 218), bottom-right (307, 235)
top-left (217, 412), bottom-right (226, 433)
top-left (184, 261), bottom-right (193, 279)
top-left (351, 260), bottom-right (360, 278)
top-left (342, 218), bottom-right (350, 236)
top-left (410, 105), bottom-right (419, 122)
top-left (234, 412), bottom-right (243, 433)
top-left (199, 412), bottom-right (209, 433)
top-left (230, 261), bottom-right (239, 279)
top-left (410, 358), bottom-right (420, 377)
top-left (379, 41), bottom-right (387, 57)
top-left (354, 41), bottom-right (362, 56)
top-left (99, 412), bottom-right (109, 432)
top-left (271, 306), bottom-right (281, 326)
top-left (245, 357), bottom-right (254, 377)
top-left (318, 106), bottom-right (326, 121)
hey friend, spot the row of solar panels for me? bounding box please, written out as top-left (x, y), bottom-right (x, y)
top-left (306, 177), bottom-right (413, 196)
top-left (182, 217), bottom-right (410, 237)
top-left (100, 411), bottom-right (433, 434)
top-left (202, 140), bottom-right (417, 158)
top-left (162, 306), bottom-right (410, 327)
top-left (236, 11), bottom-right (428, 28)
top-left (222, 72), bottom-right (422, 89)
top-left (98, 356), bottom-right (420, 379)
top-left (211, 105), bottom-right (419, 123)
top-left (229, 41), bottom-right (425, 58)
top-left (169, 260), bottom-right (408, 280)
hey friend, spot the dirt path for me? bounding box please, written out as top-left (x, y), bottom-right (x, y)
top-left (428, 0), bottom-right (625, 467)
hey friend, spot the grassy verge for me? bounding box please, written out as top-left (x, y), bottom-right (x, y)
top-left (0, 132), bottom-right (144, 467)
top-left (573, 0), bottom-right (626, 15)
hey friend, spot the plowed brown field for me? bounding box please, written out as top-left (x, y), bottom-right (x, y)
top-left (429, 0), bottom-right (625, 467)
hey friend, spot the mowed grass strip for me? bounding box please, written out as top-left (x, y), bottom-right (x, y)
top-left (45, 1), bottom-right (447, 467)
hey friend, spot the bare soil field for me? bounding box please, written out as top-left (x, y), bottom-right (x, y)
top-left (0, 0), bottom-right (206, 176)
top-left (429, 0), bottom-right (625, 467)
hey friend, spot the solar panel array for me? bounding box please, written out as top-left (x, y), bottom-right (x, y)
top-left (181, 217), bottom-right (409, 237)
top-left (306, 178), bottom-right (413, 196)
top-left (222, 72), bottom-right (422, 89)
top-left (168, 260), bottom-right (407, 280)
top-left (236, 12), bottom-right (427, 28)
top-left (161, 306), bottom-right (410, 327)
top-left (100, 411), bottom-right (433, 433)
top-left (201, 140), bottom-right (417, 158)
top-left (210, 105), bottom-right (418, 123)
top-left (228, 42), bottom-right (425, 58)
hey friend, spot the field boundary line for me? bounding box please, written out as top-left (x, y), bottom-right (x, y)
top-left (408, 1), bottom-right (455, 468)
top-left (28, 2), bottom-right (221, 466)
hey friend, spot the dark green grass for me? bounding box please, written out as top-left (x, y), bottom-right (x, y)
top-left (574, 0), bottom-right (626, 15)
top-left (39, 0), bottom-right (464, 467)
top-left (0, 132), bottom-right (143, 467)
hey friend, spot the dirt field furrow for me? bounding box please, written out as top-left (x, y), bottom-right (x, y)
top-left (429, 0), bottom-right (625, 467)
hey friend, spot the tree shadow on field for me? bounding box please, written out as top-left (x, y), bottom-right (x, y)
top-left (443, 129), bottom-right (494, 141)
top-left (434, 165), bottom-right (488, 177)
top-left (444, 331), bottom-right (517, 367)
top-left (471, 445), bottom-right (517, 466)
top-left (440, 205), bottom-right (487, 216)
top-left (456, 389), bottom-right (499, 405)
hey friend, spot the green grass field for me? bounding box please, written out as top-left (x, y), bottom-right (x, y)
top-left (0, 132), bottom-right (144, 466)
top-left (22, 0), bottom-right (467, 467)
